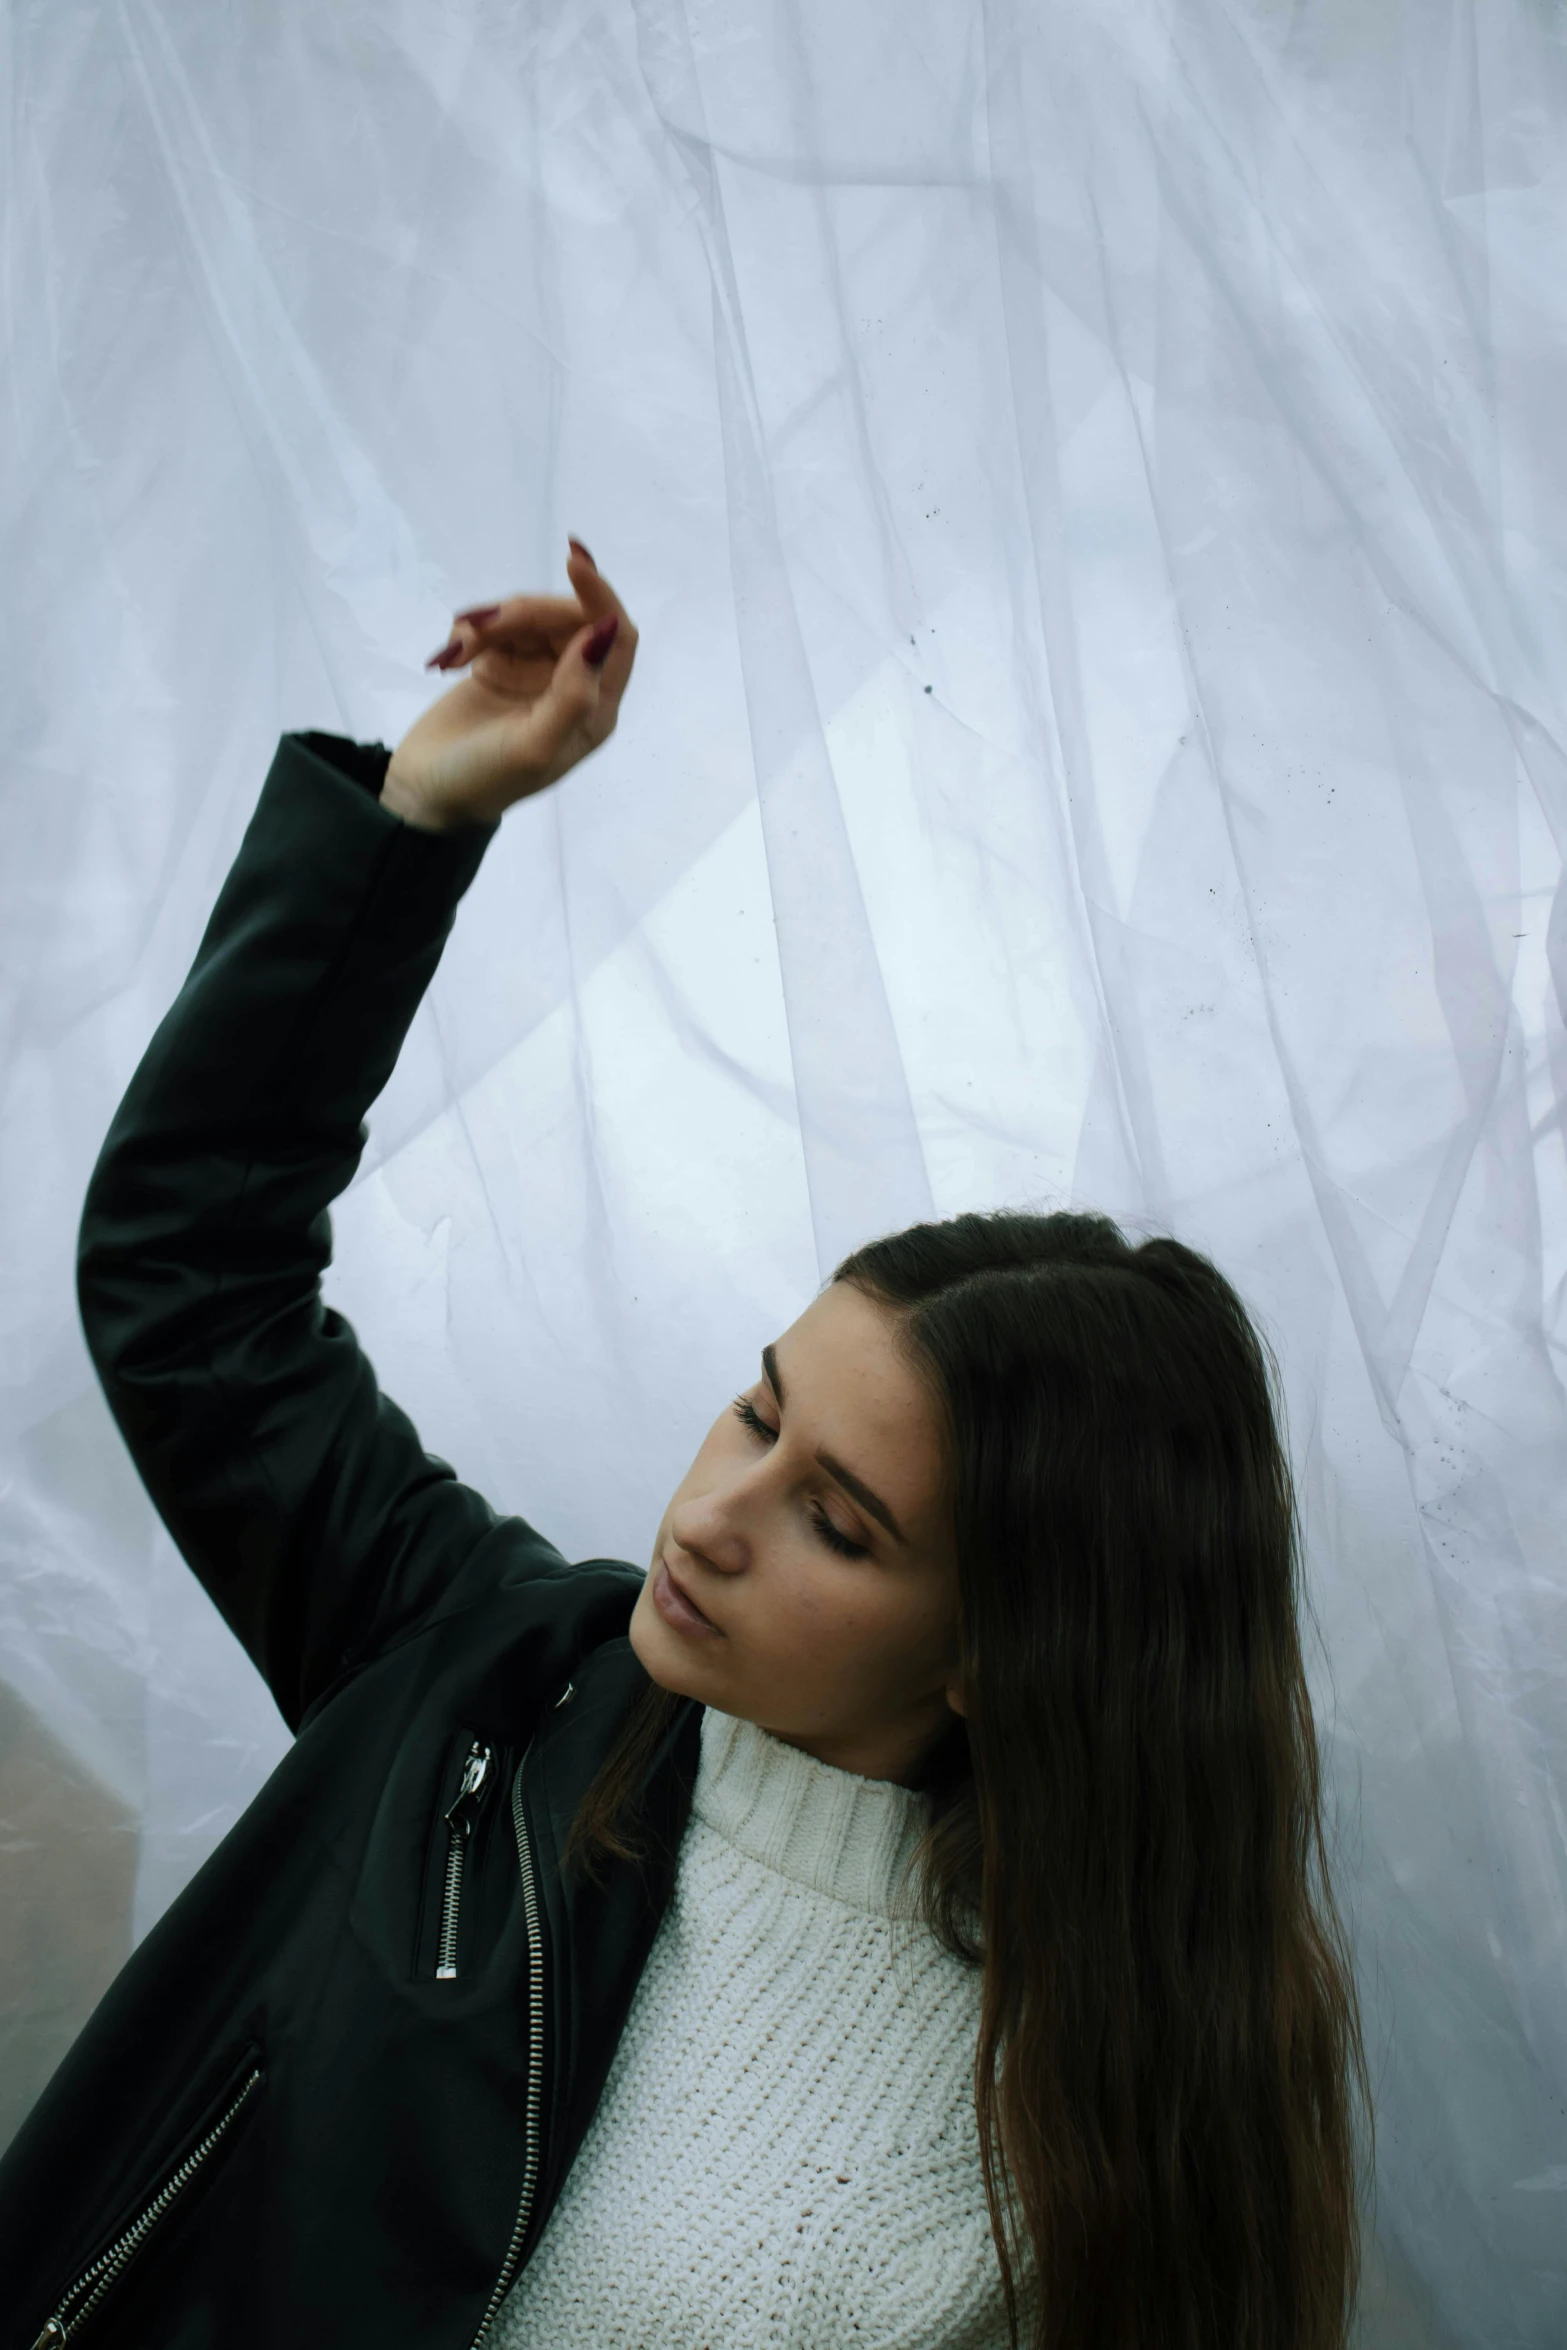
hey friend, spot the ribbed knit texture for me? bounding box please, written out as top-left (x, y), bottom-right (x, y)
top-left (492, 1706), bottom-right (1014, 2349)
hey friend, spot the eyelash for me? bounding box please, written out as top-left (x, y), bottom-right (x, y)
top-left (730, 1394), bottom-right (870, 1559)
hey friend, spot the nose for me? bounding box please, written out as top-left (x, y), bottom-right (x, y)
top-left (667, 1494), bottom-right (750, 1577)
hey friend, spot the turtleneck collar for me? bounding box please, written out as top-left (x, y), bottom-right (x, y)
top-left (690, 1706), bottom-right (931, 1920)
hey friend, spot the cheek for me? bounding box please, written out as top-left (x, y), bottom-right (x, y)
top-left (757, 1568), bottom-right (917, 1684)
top-left (737, 1557), bottom-right (864, 1683)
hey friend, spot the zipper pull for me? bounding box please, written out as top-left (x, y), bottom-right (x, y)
top-left (444, 1743), bottom-right (493, 1840)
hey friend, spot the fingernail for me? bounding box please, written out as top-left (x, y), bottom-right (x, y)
top-left (424, 636), bottom-right (461, 669)
top-left (453, 603), bottom-right (500, 628)
top-left (568, 537), bottom-right (597, 570)
top-left (584, 615), bottom-right (619, 668)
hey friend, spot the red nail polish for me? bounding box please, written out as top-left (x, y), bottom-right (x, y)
top-left (584, 615), bottom-right (619, 668)
top-left (454, 603), bottom-right (500, 628)
top-left (569, 537), bottom-right (597, 570)
top-left (424, 636), bottom-right (461, 669)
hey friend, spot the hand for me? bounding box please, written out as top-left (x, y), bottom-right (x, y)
top-left (381, 542), bottom-right (638, 831)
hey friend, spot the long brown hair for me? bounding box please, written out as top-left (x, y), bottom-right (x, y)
top-left (566, 1208), bottom-right (1374, 2350)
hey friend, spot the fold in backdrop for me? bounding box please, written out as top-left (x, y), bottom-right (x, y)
top-left (2, 1), bottom-right (1564, 2342)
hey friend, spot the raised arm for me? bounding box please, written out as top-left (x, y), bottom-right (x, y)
top-left (77, 547), bottom-right (638, 1731)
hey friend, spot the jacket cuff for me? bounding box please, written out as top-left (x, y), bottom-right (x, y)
top-left (276, 729), bottom-right (500, 914)
top-left (152, 729), bottom-right (505, 1138)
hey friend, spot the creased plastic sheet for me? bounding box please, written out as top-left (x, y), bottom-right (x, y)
top-left (1, 2), bottom-right (1564, 2343)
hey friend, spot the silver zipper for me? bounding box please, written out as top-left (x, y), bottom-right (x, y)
top-left (466, 1740), bottom-right (547, 2347)
top-left (436, 1743), bottom-right (494, 1980)
top-left (30, 2063), bottom-right (263, 2350)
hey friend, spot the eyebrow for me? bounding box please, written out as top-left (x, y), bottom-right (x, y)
top-left (761, 1342), bottom-right (908, 1546)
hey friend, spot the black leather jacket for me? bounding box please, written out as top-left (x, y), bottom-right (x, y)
top-left (0, 731), bottom-right (702, 2349)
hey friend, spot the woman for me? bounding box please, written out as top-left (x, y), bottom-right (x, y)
top-left (1, 545), bottom-right (1372, 2350)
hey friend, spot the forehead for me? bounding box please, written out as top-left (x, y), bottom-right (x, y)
top-left (769, 1283), bottom-right (948, 1531)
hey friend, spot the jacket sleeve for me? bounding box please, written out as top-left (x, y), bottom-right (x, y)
top-left (76, 728), bottom-right (540, 1732)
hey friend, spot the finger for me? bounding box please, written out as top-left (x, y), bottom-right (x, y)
top-left (564, 540), bottom-right (636, 636)
top-left (516, 615), bottom-right (619, 764)
top-left (564, 554), bottom-right (638, 712)
top-left (471, 593), bottom-right (589, 647)
top-left (426, 594), bottom-right (586, 671)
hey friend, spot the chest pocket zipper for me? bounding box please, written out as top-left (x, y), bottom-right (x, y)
top-left (436, 1742), bottom-right (495, 1980)
top-left (466, 1740), bottom-right (547, 2347)
top-left (30, 2060), bottom-right (263, 2349)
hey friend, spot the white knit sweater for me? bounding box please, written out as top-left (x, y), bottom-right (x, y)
top-left (491, 1705), bottom-right (1014, 2350)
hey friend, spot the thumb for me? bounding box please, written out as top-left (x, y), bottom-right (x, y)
top-left (525, 613), bottom-right (620, 763)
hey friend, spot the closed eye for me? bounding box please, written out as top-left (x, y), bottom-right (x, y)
top-left (730, 1395), bottom-right (870, 1559)
top-left (731, 1394), bottom-right (776, 1445)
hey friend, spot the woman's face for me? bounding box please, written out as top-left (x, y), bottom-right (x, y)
top-left (629, 1280), bottom-right (964, 1786)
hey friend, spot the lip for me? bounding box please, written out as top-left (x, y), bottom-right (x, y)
top-left (653, 1557), bottom-right (724, 1641)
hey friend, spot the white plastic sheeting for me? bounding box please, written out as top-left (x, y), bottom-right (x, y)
top-left (2, 2), bottom-right (1564, 2341)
